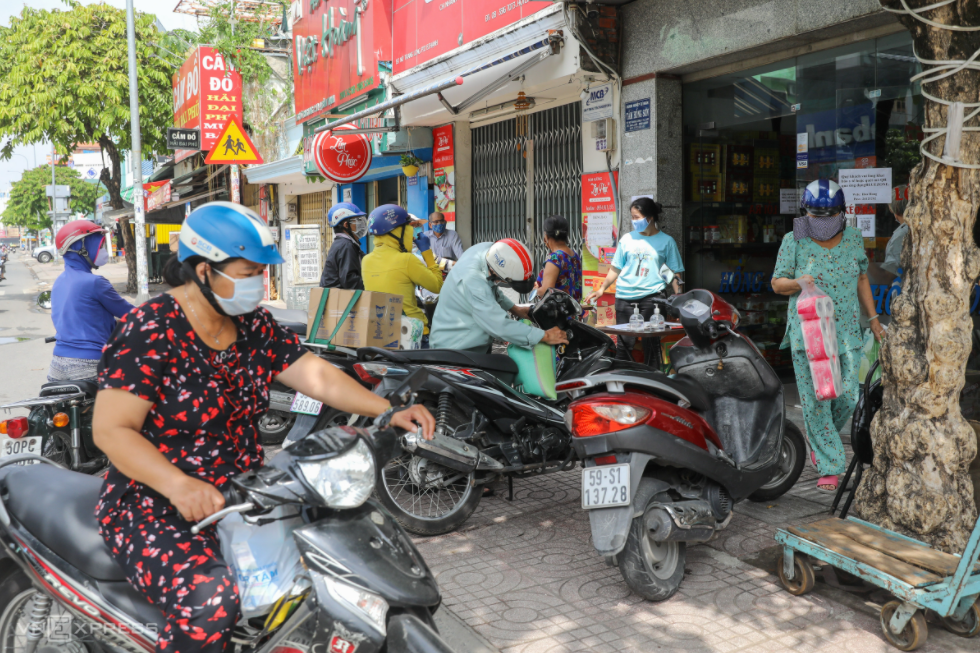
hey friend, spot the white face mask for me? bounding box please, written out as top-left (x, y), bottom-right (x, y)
top-left (94, 243), bottom-right (109, 267)
top-left (350, 217), bottom-right (368, 240)
top-left (211, 268), bottom-right (265, 315)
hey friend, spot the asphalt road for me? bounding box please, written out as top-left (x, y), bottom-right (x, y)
top-left (0, 251), bottom-right (57, 411)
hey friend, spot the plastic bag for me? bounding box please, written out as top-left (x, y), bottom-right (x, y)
top-left (796, 279), bottom-right (841, 400)
top-left (508, 341), bottom-right (557, 400)
top-left (857, 328), bottom-right (881, 386)
top-left (218, 505), bottom-right (304, 619)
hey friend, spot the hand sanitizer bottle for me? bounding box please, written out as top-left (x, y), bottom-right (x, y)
top-left (651, 305), bottom-right (665, 331)
top-left (629, 304), bottom-right (643, 332)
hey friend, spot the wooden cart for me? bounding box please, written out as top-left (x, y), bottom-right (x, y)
top-left (774, 515), bottom-right (980, 650)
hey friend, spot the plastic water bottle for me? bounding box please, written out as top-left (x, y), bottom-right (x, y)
top-left (629, 304), bottom-right (644, 332)
top-left (651, 306), bottom-right (665, 331)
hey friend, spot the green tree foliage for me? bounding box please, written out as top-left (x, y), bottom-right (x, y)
top-left (0, 0), bottom-right (174, 289)
top-left (2, 166), bottom-right (102, 232)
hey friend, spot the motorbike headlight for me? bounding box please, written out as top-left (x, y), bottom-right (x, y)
top-left (297, 439), bottom-right (375, 508)
top-left (321, 573), bottom-right (389, 635)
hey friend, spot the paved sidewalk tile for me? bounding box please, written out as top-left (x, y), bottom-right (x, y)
top-left (414, 462), bottom-right (975, 653)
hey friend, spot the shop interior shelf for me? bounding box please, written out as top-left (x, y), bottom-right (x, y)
top-left (691, 242), bottom-right (783, 254)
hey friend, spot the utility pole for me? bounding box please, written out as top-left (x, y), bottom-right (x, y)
top-left (126, 0), bottom-right (149, 303)
top-left (51, 142), bottom-right (57, 260)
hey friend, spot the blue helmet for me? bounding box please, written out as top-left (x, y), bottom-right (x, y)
top-left (328, 202), bottom-right (367, 228)
top-left (801, 179), bottom-right (846, 217)
top-left (178, 201), bottom-right (283, 265)
top-left (368, 204), bottom-right (411, 236)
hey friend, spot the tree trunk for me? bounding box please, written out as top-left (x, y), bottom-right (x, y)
top-left (98, 135), bottom-right (138, 294)
top-left (855, 0), bottom-right (980, 552)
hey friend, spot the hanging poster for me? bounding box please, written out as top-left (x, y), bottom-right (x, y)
top-left (432, 124), bottom-right (456, 225)
top-left (582, 171), bottom-right (619, 299)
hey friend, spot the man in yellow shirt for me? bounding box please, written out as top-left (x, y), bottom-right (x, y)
top-left (362, 204), bottom-right (443, 347)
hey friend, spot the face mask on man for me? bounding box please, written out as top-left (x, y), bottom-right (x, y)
top-left (94, 241), bottom-right (109, 267)
top-left (432, 223), bottom-right (446, 234)
top-left (210, 269), bottom-right (265, 315)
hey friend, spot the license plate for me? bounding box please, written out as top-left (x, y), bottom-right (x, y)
top-left (290, 392), bottom-right (323, 416)
top-left (581, 463), bottom-right (630, 509)
top-left (0, 436), bottom-right (42, 464)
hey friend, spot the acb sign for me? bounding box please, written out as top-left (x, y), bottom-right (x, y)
top-left (171, 46), bottom-right (244, 162)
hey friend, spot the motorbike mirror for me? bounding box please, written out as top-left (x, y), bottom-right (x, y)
top-left (388, 368), bottom-right (429, 407)
top-left (37, 291), bottom-right (51, 310)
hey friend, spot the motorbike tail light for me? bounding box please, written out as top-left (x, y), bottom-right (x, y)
top-left (353, 362), bottom-right (409, 387)
top-left (556, 380), bottom-right (588, 392)
top-left (52, 412), bottom-right (70, 428)
top-left (5, 417), bottom-right (29, 439)
top-left (594, 455), bottom-right (618, 466)
top-left (570, 400), bottom-right (652, 437)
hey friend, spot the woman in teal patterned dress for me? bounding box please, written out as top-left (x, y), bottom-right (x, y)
top-left (771, 180), bottom-right (884, 492)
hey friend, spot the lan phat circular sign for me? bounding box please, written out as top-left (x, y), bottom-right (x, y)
top-left (312, 125), bottom-right (373, 183)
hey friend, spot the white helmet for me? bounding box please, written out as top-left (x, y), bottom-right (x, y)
top-left (485, 238), bottom-right (535, 294)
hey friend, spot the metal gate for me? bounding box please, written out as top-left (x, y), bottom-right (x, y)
top-left (472, 102), bottom-right (582, 271)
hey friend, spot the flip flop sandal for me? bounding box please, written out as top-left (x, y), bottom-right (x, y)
top-left (817, 475), bottom-right (838, 491)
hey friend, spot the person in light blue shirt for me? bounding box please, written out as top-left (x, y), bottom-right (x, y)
top-left (585, 198), bottom-right (681, 362)
top-left (429, 241), bottom-right (569, 353)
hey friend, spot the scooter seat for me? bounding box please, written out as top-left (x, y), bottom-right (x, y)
top-left (3, 465), bottom-right (127, 581)
top-left (40, 379), bottom-right (99, 398)
top-left (381, 349), bottom-right (520, 376)
top-left (266, 307), bottom-right (310, 337)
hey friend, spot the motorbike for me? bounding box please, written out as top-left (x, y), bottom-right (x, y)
top-left (0, 336), bottom-right (107, 474)
top-left (339, 289), bottom-right (630, 536)
top-left (0, 248), bottom-right (7, 281)
top-left (0, 370), bottom-right (457, 653)
top-left (561, 289), bottom-right (805, 601)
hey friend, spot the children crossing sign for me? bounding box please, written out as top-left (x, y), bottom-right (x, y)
top-left (204, 117), bottom-right (264, 165)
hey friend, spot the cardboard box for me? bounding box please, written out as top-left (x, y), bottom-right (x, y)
top-left (726, 145), bottom-right (753, 172)
top-left (725, 173), bottom-right (753, 203)
top-left (754, 148), bottom-right (779, 174)
top-left (753, 175), bottom-right (780, 204)
top-left (307, 288), bottom-right (402, 350)
top-left (691, 173), bottom-right (724, 202)
top-left (595, 302), bottom-right (618, 327)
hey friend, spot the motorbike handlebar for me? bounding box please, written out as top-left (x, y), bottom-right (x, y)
top-left (190, 500), bottom-right (255, 535)
top-left (44, 336), bottom-right (57, 343)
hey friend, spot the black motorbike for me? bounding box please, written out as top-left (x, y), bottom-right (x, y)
top-left (0, 336), bottom-right (107, 473)
top-left (0, 371), bottom-right (456, 653)
top-left (562, 289), bottom-right (804, 601)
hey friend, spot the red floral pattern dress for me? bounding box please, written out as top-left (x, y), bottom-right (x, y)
top-left (94, 293), bottom-right (307, 653)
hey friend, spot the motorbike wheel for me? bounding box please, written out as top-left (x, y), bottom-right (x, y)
top-left (42, 431), bottom-right (74, 469)
top-left (0, 570), bottom-right (88, 652)
top-left (375, 401), bottom-right (481, 536)
top-left (258, 410), bottom-right (296, 446)
top-left (747, 421), bottom-right (806, 502)
top-left (619, 490), bottom-right (686, 601)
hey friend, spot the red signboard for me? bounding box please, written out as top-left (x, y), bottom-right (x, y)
top-left (431, 124), bottom-right (456, 224)
top-left (312, 125), bottom-right (374, 182)
top-left (293, 0), bottom-right (392, 124)
top-left (392, 0), bottom-right (551, 74)
top-left (172, 46), bottom-right (243, 162)
top-left (146, 181), bottom-right (172, 212)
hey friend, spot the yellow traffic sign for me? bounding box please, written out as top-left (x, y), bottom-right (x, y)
top-left (204, 117), bottom-right (264, 165)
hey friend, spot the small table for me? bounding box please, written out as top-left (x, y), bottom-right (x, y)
top-left (595, 324), bottom-right (685, 370)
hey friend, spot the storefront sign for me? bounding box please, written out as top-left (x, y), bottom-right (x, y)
top-left (301, 96), bottom-right (385, 176)
top-left (292, 0), bottom-right (390, 123)
top-left (432, 124), bottom-right (456, 224)
top-left (625, 99), bottom-right (650, 132)
top-left (392, 0), bottom-right (551, 75)
top-left (166, 128), bottom-right (201, 151)
top-left (311, 125), bottom-right (373, 182)
top-left (720, 267), bottom-right (771, 294)
top-left (171, 46), bottom-right (243, 162)
top-left (798, 103), bottom-right (875, 165)
top-left (582, 171), bottom-right (619, 296)
top-left (838, 167), bottom-right (893, 204)
top-left (583, 84), bottom-right (613, 122)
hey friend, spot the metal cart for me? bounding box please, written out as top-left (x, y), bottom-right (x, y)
top-left (774, 515), bottom-right (980, 650)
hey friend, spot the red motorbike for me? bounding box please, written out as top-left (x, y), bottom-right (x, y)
top-left (561, 289), bottom-right (805, 601)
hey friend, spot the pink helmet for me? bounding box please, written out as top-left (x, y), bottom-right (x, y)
top-left (56, 220), bottom-right (107, 255)
top-left (485, 238), bottom-right (535, 294)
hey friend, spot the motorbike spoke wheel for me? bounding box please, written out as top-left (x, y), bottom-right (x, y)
top-left (749, 421), bottom-right (806, 502)
top-left (377, 453), bottom-right (481, 536)
top-left (41, 432), bottom-right (73, 470)
top-left (0, 584), bottom-right (88, 653)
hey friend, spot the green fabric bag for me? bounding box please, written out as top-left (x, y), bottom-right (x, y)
top-left (508, 342), bottom-right (558, 400)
